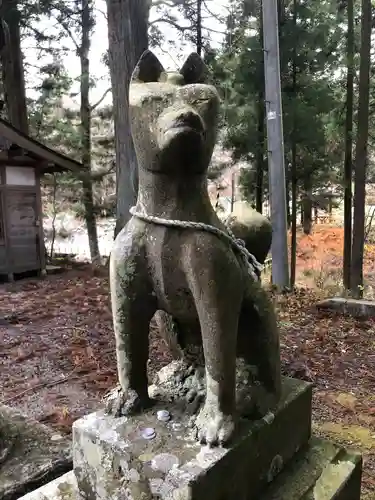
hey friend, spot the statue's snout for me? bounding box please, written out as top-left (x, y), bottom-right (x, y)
top-left (158, 107), bottom-right (205, 138)
top-left (156, 107), bottom-right (206, 156)
top-left (168, 109), bottom-right (205, 134)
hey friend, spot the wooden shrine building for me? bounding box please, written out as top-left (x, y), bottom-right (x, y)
top-left (0, 118), bottom-right (82, 279)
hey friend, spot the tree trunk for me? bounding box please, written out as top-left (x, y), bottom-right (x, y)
top-left (343, 0), bottom-right (354, 290)
top-left (106, 0), bottom-right (149, 237)
top-left (328, 198), bottom-right (332, 215)
top-left (285, 174), bottom-right (291, 228)
top-left (80, 0), bottom-right (100, 265)
top-left (196, 0), bottom-right (202, 55)
top-left (302, 176), bottom-right (312, 235)
top-left (291, 167), bottom-right (297, 287)
top-left (290, 0), bottom-right (297, 288)
top-left (0, 0), bottom-right (28, 133)
top-left (49, 174), bottom-right (58, 260)
top-left (350, 0), bottom-right (371, 298)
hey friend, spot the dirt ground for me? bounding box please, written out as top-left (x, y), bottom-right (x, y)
top-left (1, 225), bottom-right (375, 497)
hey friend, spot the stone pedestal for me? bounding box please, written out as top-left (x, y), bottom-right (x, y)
top-left (72, 377), bottom-right (313, 500)
top-left (0, 404), bottom-right (72, 500)
top-left (17, 437), bottom-right (362, 500)
top-left (263, 437), bottom-right (362, 499)
top-left (12, 373), bottom-right (363, 500)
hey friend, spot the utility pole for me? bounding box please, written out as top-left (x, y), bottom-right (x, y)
top-left (262, 0), bottom-right (290, 289)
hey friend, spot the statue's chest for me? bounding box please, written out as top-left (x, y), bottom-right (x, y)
top-left (145, 226), bottom-right (197, 318)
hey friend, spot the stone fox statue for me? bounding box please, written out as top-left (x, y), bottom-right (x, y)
top-left (106, 50), bottom-right (281, 446)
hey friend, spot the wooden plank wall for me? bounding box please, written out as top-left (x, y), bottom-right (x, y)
top-left (0, 165), bottom-right (43, 275)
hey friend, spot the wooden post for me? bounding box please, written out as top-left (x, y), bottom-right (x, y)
top-left (35, 169), bottom-right (47, 276)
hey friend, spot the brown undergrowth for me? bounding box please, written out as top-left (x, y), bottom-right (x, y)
top-left (0, 249), bottom-right (374, 495)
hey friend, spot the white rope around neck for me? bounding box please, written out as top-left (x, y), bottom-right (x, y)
top-left (129, 206), bottom-right (263, 281)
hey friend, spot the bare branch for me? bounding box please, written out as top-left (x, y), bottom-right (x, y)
top-left (149, 17), bottom-right (192, 31)
top-left (150, 0), bottom-right (226, 36)
top-left (151, 17), bottom-right (225, 36)
top-left (202, 0), bottom-right (230, 19)
top-left (205, 26), bottom-right (226, 35)
top-left (94, 6), bottom-right (107, 20)
top-left (152, 0), bottom-right (195, 7)
top-left (90, 87), bottom-right (111, 111)
top-left (157, 43), bottom-right (181, 66)
top-left (51, 15), bottom-right (79, 51)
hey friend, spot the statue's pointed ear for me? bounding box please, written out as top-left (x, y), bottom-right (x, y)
top-left (131, 50), bottom-right (165, 83)
top-left (180, 53), bottom-right (208, 84)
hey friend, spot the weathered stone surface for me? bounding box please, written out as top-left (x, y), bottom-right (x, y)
top-left (157, 201), bottom-right (273, 362)
top-left (316, 297), bottom-right (375, 318)
top-left (17, 472), bottom-right (77, 500)
top-left (263, 437), bottom-right (362, 499)
top-left (73, 377), bottom-right (312, 500)
top-left (223, 201), bottom-right (272, 265)
top-left (0, 404), bottom-right (72, 500)
top-left (145, 358), bottom-right (261, 418)
top-left (17, 438), bottom-right (362, 500)
top-left (107, 49), bottom-right (282, 446)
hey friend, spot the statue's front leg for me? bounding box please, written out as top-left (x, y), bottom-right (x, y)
top-left (185, 242), bottom-right (244, 446)
top-left (105, 241), bottom-right (156, 417)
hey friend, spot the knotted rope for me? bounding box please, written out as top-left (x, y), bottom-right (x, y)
top-left (129, 206), bottom-right (263, 280)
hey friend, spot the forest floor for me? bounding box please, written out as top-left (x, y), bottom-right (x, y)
top-left (1, 224), bottom-right (375, 497)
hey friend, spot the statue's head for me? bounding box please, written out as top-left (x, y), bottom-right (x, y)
top-left (129, 50), bottom-right (220, 176)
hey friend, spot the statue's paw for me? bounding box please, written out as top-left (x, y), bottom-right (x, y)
top-left (104, 386), bottom-right (151, 417)
top-left (195, 404), bottom-right (235, 446)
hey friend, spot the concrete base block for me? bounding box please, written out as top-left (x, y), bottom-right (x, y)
top-left (0, 404), bottom-right (72, 500)
top-left (72, 377), bottom-right (312, 500)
